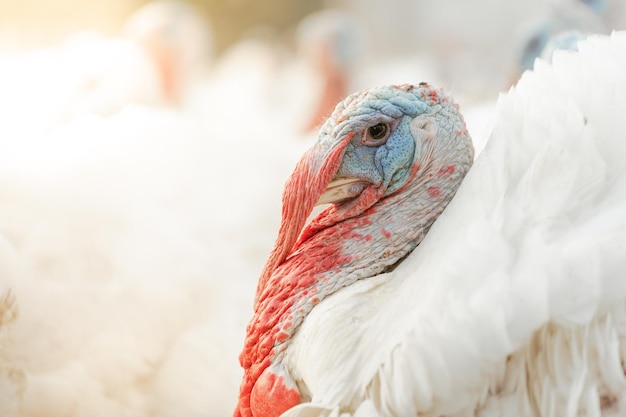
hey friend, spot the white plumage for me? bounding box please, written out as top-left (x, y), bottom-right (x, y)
top-left (281, 31), bottom-right (626, 417)
top-left (0, 99), bottom-right (308, 416)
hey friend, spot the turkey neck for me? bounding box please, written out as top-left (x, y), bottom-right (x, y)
top-left (242, 154), bottom-right (466, 378)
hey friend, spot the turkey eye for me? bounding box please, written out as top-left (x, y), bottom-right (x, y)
top-left (369, 124), bottom-right (387, 139)
top-left (364, 123), bottom-right (389, 146)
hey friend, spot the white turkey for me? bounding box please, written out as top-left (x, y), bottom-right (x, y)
top-left (234, 31), bottom-right (626, 417)
top-left (294, 8), bottom-right (361, 132)
top-left (0, 92), bottom-right (309, 415)
top-left (123, 0), bottom-right (213, 105)
top-left (514, 0), bottom-right (606, 74)
top-left (0, 1), bottom-right (212, 128)
top-left (195, 8), bottom-right (361, 137)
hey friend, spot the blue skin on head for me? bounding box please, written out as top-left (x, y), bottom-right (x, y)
top-left (320, 86), bottom-right (436, 201)
top-left (335, 116), bottom-right (416, 196)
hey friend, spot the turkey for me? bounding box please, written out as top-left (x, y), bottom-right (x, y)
top-left (196, 8), bottom-right (361, 137)
top-left (0, 1), bottom-right (212, 129)
top-left (234, 31), bottom-right (626, 417)
top-left (294, 9), bottom-right (361, 132)
top-left (123, 0), bottom-right (213, 105)
top-left (514, 0), bottom-right (606, 75)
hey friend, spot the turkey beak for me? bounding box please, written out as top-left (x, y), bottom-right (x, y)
top-left (316, 177), bottom-right (368, 206)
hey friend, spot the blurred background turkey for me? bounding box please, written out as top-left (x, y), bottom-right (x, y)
top-left (0, 0), bottom-right (624, 416)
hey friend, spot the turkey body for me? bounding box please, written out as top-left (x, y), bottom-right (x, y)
top-left (237, 31), bottom-right (626, 417)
